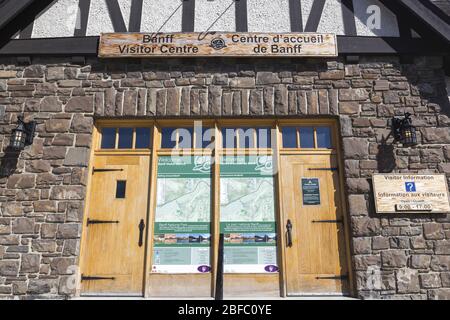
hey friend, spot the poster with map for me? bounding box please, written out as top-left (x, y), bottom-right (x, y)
top-left (220, 155), bottom-right (278, 273)
top-left (152, 156), bottom-right (212, 273)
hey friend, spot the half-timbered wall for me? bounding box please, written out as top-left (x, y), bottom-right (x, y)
top-left (18, 0), bottom-right (405, 39)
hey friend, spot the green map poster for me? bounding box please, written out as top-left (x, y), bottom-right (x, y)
top-left (220, 155), bottom-right (279, 273)
top-left (152, 156), bottom-right (212, 274)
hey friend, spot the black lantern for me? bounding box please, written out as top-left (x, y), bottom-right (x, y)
top-left (392, 112), bottom-right (417, 147)
top-left (9, 116), bottom-right (36, 151)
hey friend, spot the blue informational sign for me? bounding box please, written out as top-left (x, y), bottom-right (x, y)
top-left (405, 182), bottom-right (416, 192)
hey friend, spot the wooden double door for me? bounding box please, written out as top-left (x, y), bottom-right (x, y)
top-left (79, 150), bottom-right (350, 297)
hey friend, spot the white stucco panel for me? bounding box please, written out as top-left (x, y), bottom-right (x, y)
top-left (353, 0), bottom-right (400, 37)
top-left (32, 0), bottom-right (80, 38)
top-left (301, 0), bottom-right (345, 35)
top-left (140, 0), bottom-right (183, 33)
top-left (247, 0), bottom-right (290, 33)
top-left (86, 0), bottom-right (132, 36)
top-left (194, 0), bottom-right (236, 32)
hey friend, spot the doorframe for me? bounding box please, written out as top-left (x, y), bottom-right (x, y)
top-left (76, 117), bottom-right (355, 298)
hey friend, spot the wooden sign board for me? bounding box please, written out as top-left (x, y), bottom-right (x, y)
top-left (98, 32), bottom-right (338, 58)
top-left (373, 174), bottom-right (450, 214)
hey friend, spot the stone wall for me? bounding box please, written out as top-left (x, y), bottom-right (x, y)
top-left (0, 55), bottom-right (449, 299)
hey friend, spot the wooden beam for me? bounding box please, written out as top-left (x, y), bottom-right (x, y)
top-left (182, 0), bottom-right (195, 32)
top-left (304, 0), bottom-right (326, 32)
top-left (289, 0), bottom-right (303, 32)
top-left (0, 36), bottom-right (448, 56)
top-left (341, 0), bottom-right (357, 36)
top-left (129, 0), bottom-right (143, 32)
top-left (106, 0), bottom-right (127, 32)
top-left (0, 0), bottom-right (35, 31)
top-left (74, 0), bottom-right (91, 37)
top-left (235, 0), bottom-right (248, 32)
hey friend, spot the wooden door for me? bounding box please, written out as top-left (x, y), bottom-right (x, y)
top-left (280, 154), bottom-right (349, 295)
top-left (81, 154), bottom-right (150, 295)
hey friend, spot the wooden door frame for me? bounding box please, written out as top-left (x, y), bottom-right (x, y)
top-left (76, 117), bottom-right (355, 298)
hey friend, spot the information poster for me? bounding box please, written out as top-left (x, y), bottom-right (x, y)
top-left (220, 155), bottom-right (278, 273)
top-left (302, 178), bottom-right (321, 205)
top-left (152, 156), bottom-right (212, 273)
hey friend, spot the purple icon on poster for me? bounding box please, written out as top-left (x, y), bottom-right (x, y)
top-left (264, 265), bottom-right (279, 273)
top-left (198, 265), bottom-right (211, 273)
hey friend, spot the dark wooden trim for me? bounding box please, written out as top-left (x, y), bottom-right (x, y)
top-left (341, 0), bottom-right (357, 36)
top-left (304, 0), bottom-right (326, 32)
top-left (129, 0), bottom-right (143, 32)
top-left (0, 36), bottom-right (448, 56)
top-left (288, 0), bottom-right (303, 32)
top-left (106, 0), bottom-right (127, 32)
top-left (19, 20), bottom-right (34, 39)
top-left (398, 0), bottom-right (450, 42)
top-left (0, 0), bottom-right (35, 30)
top-left (235, 0), bottom-right (248, 32)
top-left (182, 0), bottom-right (195, 32)
top-left (74, 0), bottom-right (91, 37)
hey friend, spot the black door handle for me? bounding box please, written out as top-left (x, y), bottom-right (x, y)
top-left (286, 219), bottom-right (293, 248)
top-left (138, 219), bottom-right (145, 247)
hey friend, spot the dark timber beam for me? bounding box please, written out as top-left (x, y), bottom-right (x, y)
top-left (235, 0), bottom-right (248, 32)
top-left (289, 0), bottom-right (303, 32)
top-left (74, 0), bottom-right (91, 37)
top-left (106, 0), bottom-right (127, 32)
top-left (0, 0), bottom-right (35, 31)
top-left (129, 0), bottom-right (143, 32)
top-left (341, 0), bottom-right (357, 36)
top-left (182, 0), bottom-right (195, 32)
top-left (0, 36), bottom-right (448, 56)
top-left (304, 0), bottom-right (326, 32)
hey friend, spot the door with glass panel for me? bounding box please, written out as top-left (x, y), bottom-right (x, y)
top-left (279, 125), bottom-right (350, 295)
top-left (220, 126), bottom-right (280, 297)
top-left (148, 125), bottom-right (214, 297)
top-left (80, 126), bottom-right (152, 295)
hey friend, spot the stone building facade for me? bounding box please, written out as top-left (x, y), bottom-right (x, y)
top-left (0, 55), bottom-right (449, 299)
top-left (0, 0), bottom-right (450, 300)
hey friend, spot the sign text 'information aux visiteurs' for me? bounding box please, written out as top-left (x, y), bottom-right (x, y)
top-left (98, 32), bottom-right (338, 58)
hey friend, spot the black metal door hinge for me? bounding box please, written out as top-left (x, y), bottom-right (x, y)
top-left (81, 274), bottom-right (115, 282)
top-left (92, 168), bottom-right (124, 175)
top-left (312, 220), bottom-right (343, 224)
top-left (308, 168), bottom-right (339, 171)
top-left (316, 275), bottom-right (349, 280)
top-left (87, 218), bottom-right (119, 226)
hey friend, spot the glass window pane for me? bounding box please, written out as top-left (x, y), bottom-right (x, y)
top-left (282, 127), bottom-right (297, 148)
top-left (116, 181), bottom-right (126, 199)
top-left (178, 128), bottom-right (193, 148)
top-left (101, 128), bottom-right (116, 149)
top-left (135, 128), bottom-right (151, 149)
top-left (299, 127), bottom-right (315, 148)
top-left (161, 128), bottom-right (177, 149)
top-left (118, 128), bottom-right (133, 149)
top-left (197, 127), bottom-right (214, 149)
top-left (317, 127), bottom-right (332, 149)
top-left (222, 128), bottom-right (237, 149)
top-left (238, 128), bottom-right (256, 148)
top-left (257, 128), bottom-right (272, 148)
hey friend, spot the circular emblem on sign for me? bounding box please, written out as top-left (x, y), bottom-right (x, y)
top-left (264, 265), bottom-right (279, 273)
top-left (198, 265), bottom-right (211, 273)
top-left (210, 37), bottom-right (227, 50)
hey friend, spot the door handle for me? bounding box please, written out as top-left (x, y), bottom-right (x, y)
top-left (286, 219), bottom-right (293, 248)
top-left (138, 219), bottom-right (145, 247)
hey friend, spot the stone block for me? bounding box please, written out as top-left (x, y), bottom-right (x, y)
top-left (20, 254), bottom-right (40, 273)
top-left (40, 96), bottom-right (62, 112)
top-left (423, 223), bottom-right (445, 240)
top-left (12, 218), bottom-right (35, 234)
top-left (396, 268), bottom-right (420, 293)
top-left (382, 250), bottom-right (407, 268)
top-left (256, 72), bottom-right (281, 84)
top-left (65, 96), bottom-right (93, 113)
top-left (352, 217), bottom-right (381, 237)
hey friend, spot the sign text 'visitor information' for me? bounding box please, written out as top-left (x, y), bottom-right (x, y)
top-left (373, 174), bottom-right (450, 214)
top-left (98, 32), bottom-right (338, 58)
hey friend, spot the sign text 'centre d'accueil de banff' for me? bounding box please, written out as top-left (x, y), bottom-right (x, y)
top-left (98, 32), bottom-right (338, 58)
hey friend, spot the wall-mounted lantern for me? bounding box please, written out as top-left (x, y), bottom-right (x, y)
top-left (9, 115), bottom-right (36, 151)
top-left (392, 112), bottom-right (417, 147)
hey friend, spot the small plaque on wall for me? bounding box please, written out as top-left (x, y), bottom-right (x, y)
top-left (302, 178), bottom-right (321, 206)
top-left (373, 174), bottom-right (450, 214)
